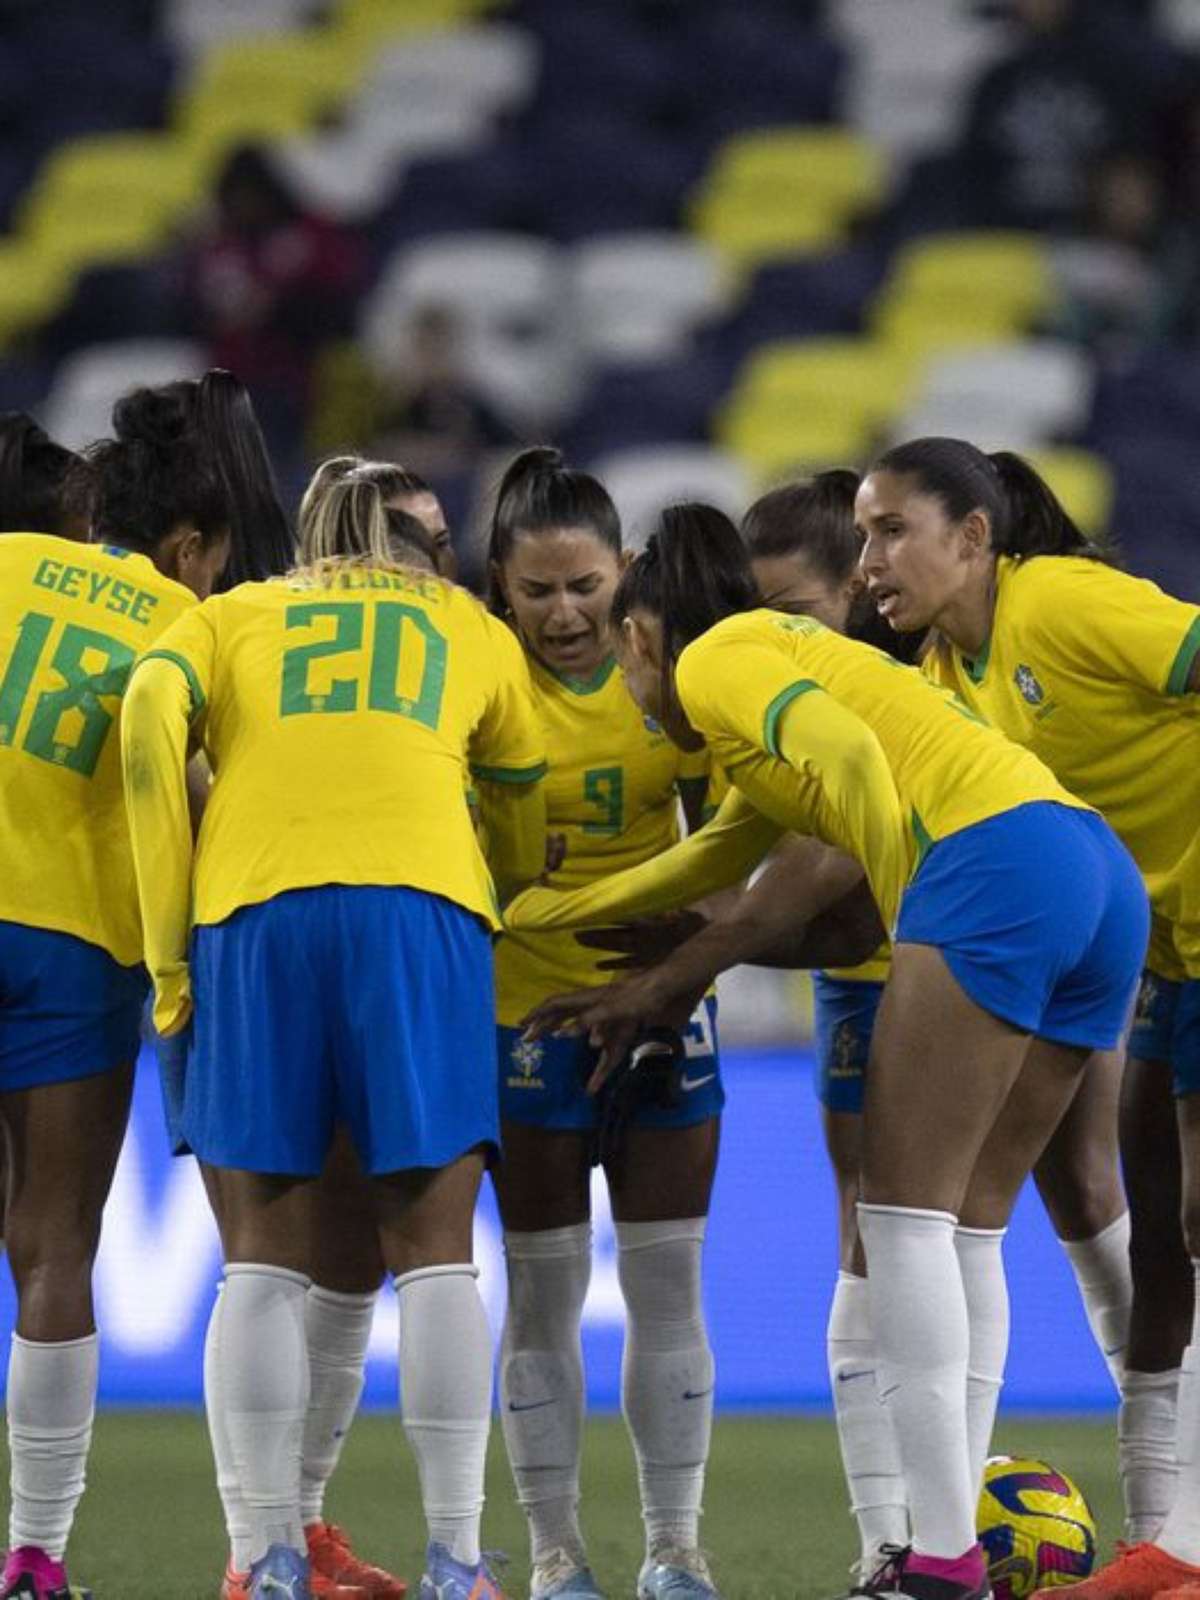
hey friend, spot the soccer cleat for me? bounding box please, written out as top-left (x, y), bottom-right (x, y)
top-left (1031, 1542), bottom-right (1200, 1600)
top-left (636, 1546), bottom-right (720, 1599)
top-left (836, 1543), bottom-right (989, 1600)
top-left (248, 1543), bottom-right (313, 1599)
top-left (0, 1545), bottom-right (91, 1600)
top-left (223, 1555), bottom-right (366, 1598)
top-left (307, 1523), bottom-right (406, 1598)
top-left (417, 1541), bottom-right (508, 1600)
top-left (529, 1546), bottom-right (605, 1599)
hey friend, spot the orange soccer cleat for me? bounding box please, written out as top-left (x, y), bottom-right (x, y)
top-left (307, 1522), bottom-right (408, 1599)
top-left (1032, 1542), bottom-right (1200, 1600)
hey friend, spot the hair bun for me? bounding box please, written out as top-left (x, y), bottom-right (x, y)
top-left (111, 386), bottom-right (191, 451)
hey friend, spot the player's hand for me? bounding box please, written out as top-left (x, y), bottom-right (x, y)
top-left (521, 972), bottom-right (701, 1095)
top-left (542, 832), bottom-right (568, 878)
top-left (575, 910), bottom-right (708, 971)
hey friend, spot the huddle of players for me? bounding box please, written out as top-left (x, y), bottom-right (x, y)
top-left (0, 377), bottom-right (1196, 1600)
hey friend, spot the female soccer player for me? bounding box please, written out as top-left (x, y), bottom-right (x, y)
top-left (852, 438), bottom-right (1200, 1599)
top-left (166, 410), bottom-right (410, 1600)
top-left (301, 456), bottom-right (456, 579)
top-left (0, 386), bottom-right (231, 1600)
top-left (509, 502), bottom-right (1148, 1600)
top-left (488, 448), bottom-right (724, 1600)
top-left (0, 413), bottom-right (91, 539)
top-left (122, 472), bottom-right (547, 1600)
top-left (743, 473), bottom-right (1133, 1569)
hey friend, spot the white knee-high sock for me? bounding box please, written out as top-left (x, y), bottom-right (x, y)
top-left (204, 1283), bottom-right (255, 1572)
top-left (827, 1271), bottom-right (909, 1563)
top-left (1060, 1212), bottom-right (1132, 1388)
top-left (397, 1263), bottom-right (493, 1566)
top-left (1159, 1262), bottom-right (1200, 1566)
top-left (954, 1227), bottom-right (1009, 1501)
top-left (1120, 1367), bottom-right (1181, 1543)
top-left (300, 1285), bottom-right (376, 1528)
top-left (7, 1333), bottom-right (99, 1559)
top-left (858, 1203), bottom-right (976, 1561)
top-left (616, 1218), bottom-right (714, 1558)
top-left (221, 1263), bottom-right (311, 1563)
top-left (499, 1224), bottom-right (591, 1565)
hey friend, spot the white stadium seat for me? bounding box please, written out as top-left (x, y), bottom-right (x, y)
top-left (40, 340), bottom-right (208, 451)
top-left (590, 445), bottom-right (752, 550)
top-left (569, 233), bottom-right (730, 366)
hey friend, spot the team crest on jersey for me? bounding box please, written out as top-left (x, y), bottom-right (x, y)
top-left (1013, 664), bottom-right (1045, 706)
top-left (507, 1036), bottom-right (545, 1090)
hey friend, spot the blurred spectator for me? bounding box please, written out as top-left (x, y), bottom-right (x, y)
top-left (1051, 151), bottom-right (1198, 347)
top-left (366, 303), bottom-right (517, 479)
top-left (957, 0), bottom-right (1185, 230)
top-left (179, 145), bottom-right (366, 452)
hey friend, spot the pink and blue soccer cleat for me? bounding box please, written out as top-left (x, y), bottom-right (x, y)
top-left (249, 1543), bottom-right (312, 1599)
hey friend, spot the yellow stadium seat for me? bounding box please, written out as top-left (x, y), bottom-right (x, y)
top-left (1026, 448), bottom-right (1114, 538)
top-left (879, 230), bottom-right (1053, 320)
top-left (335, 0), bottom-right (489, 49)
top-left (0, 243), bottom-right (74, 347)
top-left (719, 403), bottom-right (878, 478)
top-left (177, 32), bottom-right (365, 159)
top-left (19, 133), bottom-right (207, 238)
top-left (691, 193), bottom-right (845, 268)
top-left (732, 338), bottom-right (916, 425)
top-left (707, 127), bottom-right (885, 213)
top-left (690, 126), bottom-right (885, 268)
top-left (873, 298), bottom-right (1043, 359)
top-left (26, 201), bottom-right (176, 278)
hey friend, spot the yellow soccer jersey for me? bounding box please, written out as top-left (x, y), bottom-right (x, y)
top-left (494, 652), bottom-right (712, 1026)
top-left (675, 609), bottom-right (1089, 926)
top-left (924, 555), bottom-right (1200, 976)
top-left (138, 566), bottom-right (546, 936)
top-left (0, 534), bottom-right (195, 965)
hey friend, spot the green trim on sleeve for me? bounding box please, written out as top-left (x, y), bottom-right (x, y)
top-left (762, 679), bottom-right (820, 757)
top-left (137, 649), bottom-right (206, 722)
top-left (469, 760), bottom-right (548, 785)
top-left (1165, 615), bottom-right (1200, 695)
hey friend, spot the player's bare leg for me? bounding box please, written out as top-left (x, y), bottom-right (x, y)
top-left (0, 1062), bottom-right (134, 1598)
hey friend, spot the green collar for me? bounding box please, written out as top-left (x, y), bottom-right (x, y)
top-left (542, 655), bottom-right (618, 695)
top-left (960, 629), bottom-right (992, 685)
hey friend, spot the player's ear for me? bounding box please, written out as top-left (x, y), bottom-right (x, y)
top-left (153, 521), bottom-right (200, 583)
top-left (960, 507), bottom-right (991, 557)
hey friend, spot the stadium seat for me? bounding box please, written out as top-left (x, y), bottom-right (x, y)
top-left (365, 24), bottom-right (541, 119)
top-left (0, 243), bottom-right (75, 348)
top-left (163, 0), bottom-right (321, 60)
top-left (568, 234), bottom-right (731, 366)
top-left (590, 445), bottom-right (752, 549)
top-left (360, 233), bottom-right (577, 431)
top-left (1026, 448), bottom-right (1114, 539)
top-left (873, 232), bottom-right (1056, 344)
top-left (893, 341), bottom-right (1095, 451)
top-left (40, 339), bottom-right (207, 449)
top-left (19, 133), bottom-right (206, 240)
top-left (691, 126), bottom-right (886, 269)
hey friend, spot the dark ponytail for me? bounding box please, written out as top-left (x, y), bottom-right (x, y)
top-left (872, 436), bottom-right (1105, 561)
top-left (89, 386), bottom-right (228, 556)
top-left (487, 445), bottom-right (621, 614)
top-left (190, 369), bottom-right (295, 584)
top-left (612, 502), bottom-right (760, 661)
top-left (0, 412), bottom-right (92, 537)
top-left (742, 469), bottom-right (863, 581)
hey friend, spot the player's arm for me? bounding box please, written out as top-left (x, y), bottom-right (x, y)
top-left (121, 654), bottom-right (198, 1036)
top-left (471, 613), bottom-right (550, 902)
top-left (505, 785), bottom-right (785, 932)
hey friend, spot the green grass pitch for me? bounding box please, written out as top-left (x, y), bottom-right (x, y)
top-left (48, 1411), bottom-right (1122, 1599)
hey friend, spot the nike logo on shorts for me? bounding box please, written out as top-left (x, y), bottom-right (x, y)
top-left (680, 1072), bottom-right (716, 1092)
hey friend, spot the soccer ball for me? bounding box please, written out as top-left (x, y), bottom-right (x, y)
top-left (977, 1455), bottom-right (1097, 1600)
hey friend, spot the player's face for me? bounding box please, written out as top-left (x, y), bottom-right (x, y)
top-left (498, 526), bottom-right (621, 677)
top-left (392, 489), bottom-right (455, 580)
top-left (752, 549), bottom-right (857, 634)
top-left (856, 470), bottom-right (978, 633)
